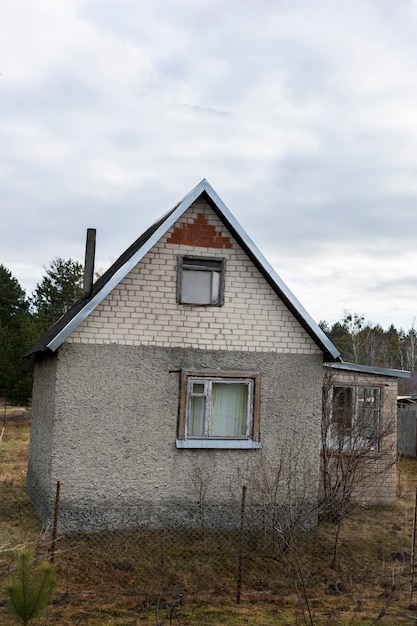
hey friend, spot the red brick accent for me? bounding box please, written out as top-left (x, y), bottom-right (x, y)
top-left (167, 214), bottom-right (232, 248)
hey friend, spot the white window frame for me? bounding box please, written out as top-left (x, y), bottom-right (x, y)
top-left (177, 256), bottom-right (225, 306)
top-left (176, 370), bottom-right (261, 449)
top-left (328, 385), bottom-right (381, 451)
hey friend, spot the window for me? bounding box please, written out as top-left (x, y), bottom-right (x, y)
top-left (329, 386), bottom-right (381, 451)
top-left (176, 371), bottom-right (261, 449)
top-left (177, 256), bottom-right (225, 306)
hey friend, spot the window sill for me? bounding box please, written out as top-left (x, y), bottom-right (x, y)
top-left (176, 439), bottom-right (262, 450)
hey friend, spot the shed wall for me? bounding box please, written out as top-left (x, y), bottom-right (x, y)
top-left (320, 369), bottom-right (398, 506)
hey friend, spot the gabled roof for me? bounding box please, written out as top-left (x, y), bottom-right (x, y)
top-left (26, 179), bottom-right (341, 361)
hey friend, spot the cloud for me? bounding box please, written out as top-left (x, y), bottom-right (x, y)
top-left (1, 0), bottom-right (417, 331)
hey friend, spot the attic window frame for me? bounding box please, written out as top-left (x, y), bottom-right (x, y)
top-left (177, 256), bottom-right (226, 306)
top-left (176, 370), bottom-right (261, 450)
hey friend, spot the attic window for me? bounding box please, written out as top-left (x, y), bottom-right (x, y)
top-left (177, 256), bottom-right (225, 306)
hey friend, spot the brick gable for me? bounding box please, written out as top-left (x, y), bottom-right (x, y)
top-left (167, 213), bottom-right (232, 248)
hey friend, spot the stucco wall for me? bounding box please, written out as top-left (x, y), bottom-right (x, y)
top-left (27, 354), bottom-right (57, 524)
top-left (30, 343), bottom-right (323, 533)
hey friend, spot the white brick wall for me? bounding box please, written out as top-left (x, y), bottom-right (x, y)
top-left (67, 200), bottom-right (321, 354)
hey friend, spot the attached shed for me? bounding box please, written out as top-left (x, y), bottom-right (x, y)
top-left (322, 361), bottom-right (409, 506)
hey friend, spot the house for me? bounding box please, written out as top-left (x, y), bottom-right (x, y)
top-left (26, 180), bottom-right (407, 534)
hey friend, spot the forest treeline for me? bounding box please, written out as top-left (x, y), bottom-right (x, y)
top-left (1, 261), bottom-right (416, 405)
top-left (319, 312), bottom-right (417, 374)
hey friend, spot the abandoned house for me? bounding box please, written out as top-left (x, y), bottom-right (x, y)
top-left (26, 180), bottom-right (408, 533)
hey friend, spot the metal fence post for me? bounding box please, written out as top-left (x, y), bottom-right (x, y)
top-left (50, 480), bottom-right (61, 564)
top-left (236, 484), bottom-right (247, 604)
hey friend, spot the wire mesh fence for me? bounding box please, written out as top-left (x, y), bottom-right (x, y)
top-left (2, 411), bottom-right (417, 624)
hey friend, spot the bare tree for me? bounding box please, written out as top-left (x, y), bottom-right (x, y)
top-left (341, 311), bottom-right (366, 363)
top-left (399, 322), bottom-right (417, 373)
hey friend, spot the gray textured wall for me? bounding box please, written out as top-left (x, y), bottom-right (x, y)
top-left (28, 343), bottom-right (323, 533)
top-left (27, 354), bottom-right (57, 524)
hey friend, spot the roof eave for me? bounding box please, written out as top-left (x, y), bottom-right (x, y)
top-left (325, 361), bottom-right (411, 379)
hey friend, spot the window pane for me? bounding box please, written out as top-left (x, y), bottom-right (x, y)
top-left (332, 387), bottom-right (353, 447)
top-left (189, 396), bottom-right (206, 436)
top-left (192, 383), bottom-right (205, 393)
top-left (211, 272), bottom-right (220, 304)
top-left (357, 387), bottom-right (380, 442)
top-left (182, 270), bottom-right (212, 304)
top-left (211, 383), bottom-right (248, 437)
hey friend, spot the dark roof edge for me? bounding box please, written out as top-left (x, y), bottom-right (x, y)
top-left (324, 361), bottom-right (410, 378)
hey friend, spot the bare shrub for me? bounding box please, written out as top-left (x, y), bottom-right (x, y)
top-left (245, 433), bottom-right (319, 553)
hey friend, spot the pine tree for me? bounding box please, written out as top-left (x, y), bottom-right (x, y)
top-left (4, 550), bottom-right (58, 625)
top-left (31, 257), bottom-right (84, 333)
top-left (0, 266), bottom-right (35, 404)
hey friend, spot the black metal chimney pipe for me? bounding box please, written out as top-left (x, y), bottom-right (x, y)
top-left (83, 228), bottom-right (96, 297)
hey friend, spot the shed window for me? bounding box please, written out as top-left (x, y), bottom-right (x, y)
top-left (329, 386), bottom-right (381, 451)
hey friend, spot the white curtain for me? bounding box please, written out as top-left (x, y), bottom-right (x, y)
top-left (211, 383), bottom-right (248, 436)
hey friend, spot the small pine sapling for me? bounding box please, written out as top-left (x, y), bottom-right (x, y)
top-left (3, 549), bottom-right (58, 625)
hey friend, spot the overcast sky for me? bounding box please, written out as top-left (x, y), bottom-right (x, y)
top-left (2, 0), bottom-right (417, 331)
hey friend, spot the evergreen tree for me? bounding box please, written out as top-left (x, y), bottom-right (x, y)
top-left (321, 320), bottom-right (352, 362)
top-left (3, 550), bottom-right (58, 625)
top-left (0, 264), bottom-right (27, 324)
top-left (381, 324), bottom-right (400, 369)
top-left (31, 257), bottom-right (84, 333)
top-left (0, 266), bottom-right (34, 404)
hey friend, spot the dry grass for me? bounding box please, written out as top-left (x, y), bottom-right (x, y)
top-left (2, 410), bottom-right (417, 624)
top-left (0, 408), bottom-right (42, 563)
